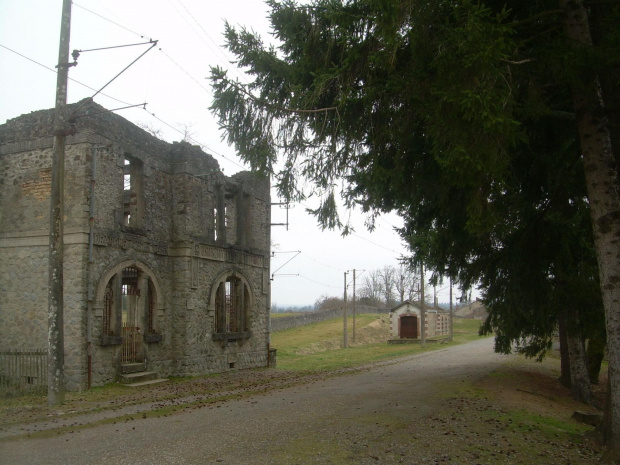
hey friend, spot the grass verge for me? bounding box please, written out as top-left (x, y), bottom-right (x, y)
top-left (271, 315), bottom-right (485, 371)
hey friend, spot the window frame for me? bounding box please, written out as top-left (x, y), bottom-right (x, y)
top-left (211, 271), bottom-right (252, 342)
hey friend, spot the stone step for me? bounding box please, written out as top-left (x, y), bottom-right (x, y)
top-left (122, 377), bottom-right (169, 388)
top-left (120, 371), bottom-right (161, 385)
top-left (121, 362), bottom-right (147, 374)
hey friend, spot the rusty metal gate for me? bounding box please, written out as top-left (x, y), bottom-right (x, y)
top-left (122, 323), bottom-right (141, 363)
top-left (121, 266), bottom-right (142, 363)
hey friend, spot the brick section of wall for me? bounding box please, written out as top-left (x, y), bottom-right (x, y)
top-left (20, 168), bottom-right (51, 201)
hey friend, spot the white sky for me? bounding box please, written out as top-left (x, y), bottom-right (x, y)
top-left (0, 0), bottom-right (457, 306)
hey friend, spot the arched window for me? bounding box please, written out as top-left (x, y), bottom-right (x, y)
top-left (99, 263), bottom-right (162, 348)
top-left (212, 273), bottom-right (252, 341)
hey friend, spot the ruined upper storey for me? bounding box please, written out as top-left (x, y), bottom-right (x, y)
top-left (0, 99), bottom-right (270, 254)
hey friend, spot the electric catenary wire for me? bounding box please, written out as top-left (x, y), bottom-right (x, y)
top-left (0, 44), bottom-right (134, 107)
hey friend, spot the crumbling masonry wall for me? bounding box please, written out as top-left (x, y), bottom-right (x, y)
top-left (0, 100), bottom-right (271, 390)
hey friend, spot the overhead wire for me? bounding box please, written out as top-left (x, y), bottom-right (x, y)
top-left (0, 43), bottom-right (134, 107)
top-left (144, 109), bottom-right (246, 170)
top-left (7, 4), bottom-right (417, 298)
top-left (73, 2), bottom-right (152, 40)
top-left (170, 0), bottom-right (250, 84)
top-left (298, 275), bottom-right (341, 289)
top-left (68, 2), bottom-right (251, 169)
top-left (299, 251), bottom-right (347, 272)
top-left (0, 41), bottom-right (244, 171)
top-left (157, 48), bottom-right (213, 96)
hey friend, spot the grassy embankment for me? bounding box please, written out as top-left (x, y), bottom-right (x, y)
top-left (271, 313), bottom-right (485, 371)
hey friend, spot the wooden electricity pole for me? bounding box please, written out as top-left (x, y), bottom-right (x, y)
top-left (48, 0), bottom-right (73, 406)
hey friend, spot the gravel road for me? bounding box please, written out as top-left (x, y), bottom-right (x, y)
top-left (0, 338), bottom-right (508, 464)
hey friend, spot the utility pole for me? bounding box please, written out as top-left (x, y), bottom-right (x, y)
top-left (343, 271), bottom-right (348, 348)
top-left (352, 269), bottom-right (356, 344)
top-left (48, 0), bottom-right (74, 406)
top-left (420, 263), bottom-right (426, 347)
top-left (449, 278), bottom-right (454, 342)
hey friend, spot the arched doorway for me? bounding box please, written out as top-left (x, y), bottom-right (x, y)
top-left (97, 260), bottom-right (163, 363)
top-left (120, 265), bottom-right (143, 363)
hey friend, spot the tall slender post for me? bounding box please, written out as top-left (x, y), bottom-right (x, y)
top-left (420, 263), bottom-right (426, 347)
top-left (343, 271), bottom-right (348, 348)
top-left (48, 0), bottom-right (73, 406)
top-left (449, 278), bottom-right (454, 342)
top-left (352, 269), bottom-right (356, 344)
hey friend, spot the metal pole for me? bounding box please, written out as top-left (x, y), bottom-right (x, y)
top-left (420, 263), bottom-right (426, 348)
top-left (449, 278), bottom-right (454, 342)
top-left (352, 269), bottom-right (356, 344)
top-left (48, 0), bottom-right (73, 406)
top-left (343, 271), bottom-right (348, 348)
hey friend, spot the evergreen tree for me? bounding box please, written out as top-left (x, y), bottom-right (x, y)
top-left (210, 0), bottom-right (620, 455)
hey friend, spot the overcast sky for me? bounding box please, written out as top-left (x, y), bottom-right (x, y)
top-left (0, 0), bottom-right (458, 306)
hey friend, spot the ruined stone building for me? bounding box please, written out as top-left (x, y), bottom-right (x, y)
top-left (0, 100), bottom-right (271, 390)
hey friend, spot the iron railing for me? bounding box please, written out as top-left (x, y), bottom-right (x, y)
top-left (0, 350), bottom-right (47, 397)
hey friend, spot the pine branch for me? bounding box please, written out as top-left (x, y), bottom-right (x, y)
top-left (510, 9), bottom-right (564, 28)
top-left (225, 78), bottom-right (339, 115)
top-left (501, 58), bottom-right (535, 65)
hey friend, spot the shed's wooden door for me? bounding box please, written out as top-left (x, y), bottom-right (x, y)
top-left (400, 315), bottom-right (418, 339)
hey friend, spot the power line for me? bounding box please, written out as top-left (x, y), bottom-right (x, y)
top-left (0, 43), bottom-right (245, 170)
top-left (143, 108), bottom-right (246, 170)
top-left (66, 3), bottom-right (249, 168)
top-left (72, 40), bottom-right (159, 117)
top-left (0, 43), bottom-right (134, 107)
top-left (298, 201), bottom-right (403, 255)
top-left (157, 48), bottom-right (213, 96)
top-left (76, 0), bottom-right (247, 87)
top-left (170, 0), bottom-right (249, 84)
top-left (299, 251), bottom-right (348, 272)
top-left (350, 231), bottom-right (402, 254)
top-left (298, 275), bottom-right (341, 289)
top-left (73, 2), bottom-right (152, 40)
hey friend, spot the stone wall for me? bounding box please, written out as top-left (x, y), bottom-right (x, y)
top-left (0, 99), bottom-right (271, 390)
top-left (271, 306), bottom-right (386, 332)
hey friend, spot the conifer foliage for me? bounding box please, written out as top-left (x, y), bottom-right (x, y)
top-left (210, 0), bottom-right (620, 456)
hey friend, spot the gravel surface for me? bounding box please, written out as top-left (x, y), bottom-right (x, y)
top-left (0, 338), bottom-right (603, 464)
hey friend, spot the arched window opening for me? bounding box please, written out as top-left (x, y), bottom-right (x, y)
top-left (99, 263), bottom-right (161, 348)
top-left (122, 155), bottom-right (144, 229)
top-left (213, 274), bottom-right (252, 341)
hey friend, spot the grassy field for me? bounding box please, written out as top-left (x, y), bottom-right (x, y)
top-left (271, 314), bottom-right (485, 371)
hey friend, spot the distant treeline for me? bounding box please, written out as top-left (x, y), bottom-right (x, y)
top-left (271, 304), bottom-right (315, 313)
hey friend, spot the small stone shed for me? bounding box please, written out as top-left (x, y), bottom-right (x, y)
top-left (389, 301), bottom-right (449, 339)
top-left (0, 99), bottom-right (271, 391)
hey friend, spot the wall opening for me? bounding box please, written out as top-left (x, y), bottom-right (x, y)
top-left (122, 155), bottom-right (144, 228)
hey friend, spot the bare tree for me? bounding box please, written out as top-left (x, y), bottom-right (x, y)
top-left (137, 121), bottom-right (163, 139)
top-left (178, 122), bottom-right (195, 142)
top-left (394, 266), bottom-right (419, 303)
top-left (359, 269), bottom-right (383, 303)
top-left (379, 265), bottom-right (396, 307)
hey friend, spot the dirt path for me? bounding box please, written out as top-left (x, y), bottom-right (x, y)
top-left (0, 338), bottom-right (602, 464)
